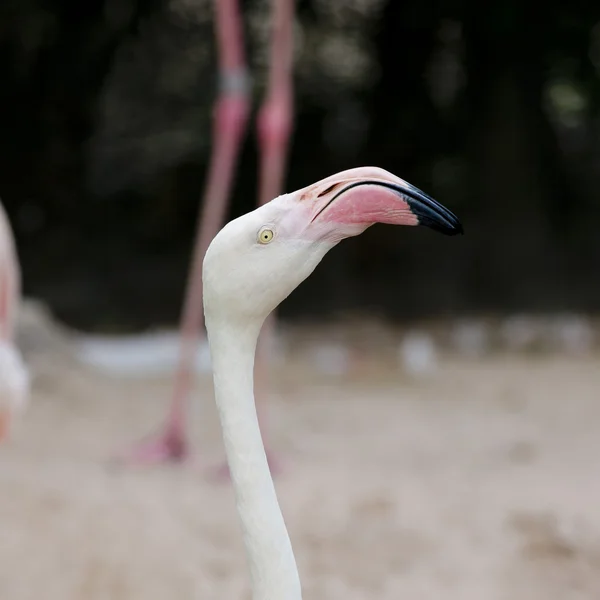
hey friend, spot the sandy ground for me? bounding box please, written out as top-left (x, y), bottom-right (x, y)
top-left (2, 308), bottom-right (600, 599)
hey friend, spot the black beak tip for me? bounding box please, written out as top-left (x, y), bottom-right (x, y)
top-left (404, 192), bottom-right (463, 237)
top-left (417, 216), bottom-right (464, 236)
top-left (443, 219), bottom-right (464, 236)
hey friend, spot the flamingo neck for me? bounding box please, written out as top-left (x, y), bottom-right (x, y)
top-left (205, 315), bottom-right (302, 600)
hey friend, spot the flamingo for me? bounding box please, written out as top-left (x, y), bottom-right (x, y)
top-left (118, 0), bottom-right (295, 473)
top-left (0, 200), bottom-right (30, 442)
top-left (203, 166), bottom-right (462, 599)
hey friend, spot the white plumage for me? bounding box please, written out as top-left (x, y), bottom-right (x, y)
top-left (0, 199), bottom-right (29, 441)
top-left (202, 167), bottom-right (462, 600)
top-left (0, 341), bottom-right (29, 423)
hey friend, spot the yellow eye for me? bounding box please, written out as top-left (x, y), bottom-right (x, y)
top-left (258, 228), bottom-right (274, 244)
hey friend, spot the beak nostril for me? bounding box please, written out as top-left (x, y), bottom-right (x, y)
top-left (316, 183), bottom-right (341, 198)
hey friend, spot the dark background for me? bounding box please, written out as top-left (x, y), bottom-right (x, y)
top-left (1, 0), bottom-right (599, 331)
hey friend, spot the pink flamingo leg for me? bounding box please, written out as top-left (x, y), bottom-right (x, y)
top-left (211, 0), bottom-right (295, 480)
top-left (116, 0), bottom-right (251, 465)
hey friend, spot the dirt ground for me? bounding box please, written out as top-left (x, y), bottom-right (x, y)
top-left (1, 304), bottom-right (600, 600)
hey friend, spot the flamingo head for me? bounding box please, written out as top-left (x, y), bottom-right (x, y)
top-left (203, 166), bottom-right (463, 325)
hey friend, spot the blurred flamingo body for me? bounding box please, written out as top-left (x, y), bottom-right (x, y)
top-left (0, 200), bottom-right (30, 441)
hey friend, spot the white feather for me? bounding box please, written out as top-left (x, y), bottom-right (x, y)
top-left (0, 341), bottom-right (30, 416)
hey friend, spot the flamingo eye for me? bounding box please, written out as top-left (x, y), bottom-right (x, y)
top-left (258, 228), bottom-right (274, 244)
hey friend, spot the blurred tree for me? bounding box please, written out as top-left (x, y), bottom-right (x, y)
top-left (0, 0), bottom-right (599, 329)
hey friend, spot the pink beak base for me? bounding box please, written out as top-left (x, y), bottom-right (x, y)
top-left (316, 182), bottom-right (420, 228)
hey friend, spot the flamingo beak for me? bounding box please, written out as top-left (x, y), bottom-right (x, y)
top-left (309, 168), bottom-right (463, 236)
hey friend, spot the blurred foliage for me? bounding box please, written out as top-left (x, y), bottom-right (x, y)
top-left (1, 0), bottom-right (600, 330)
